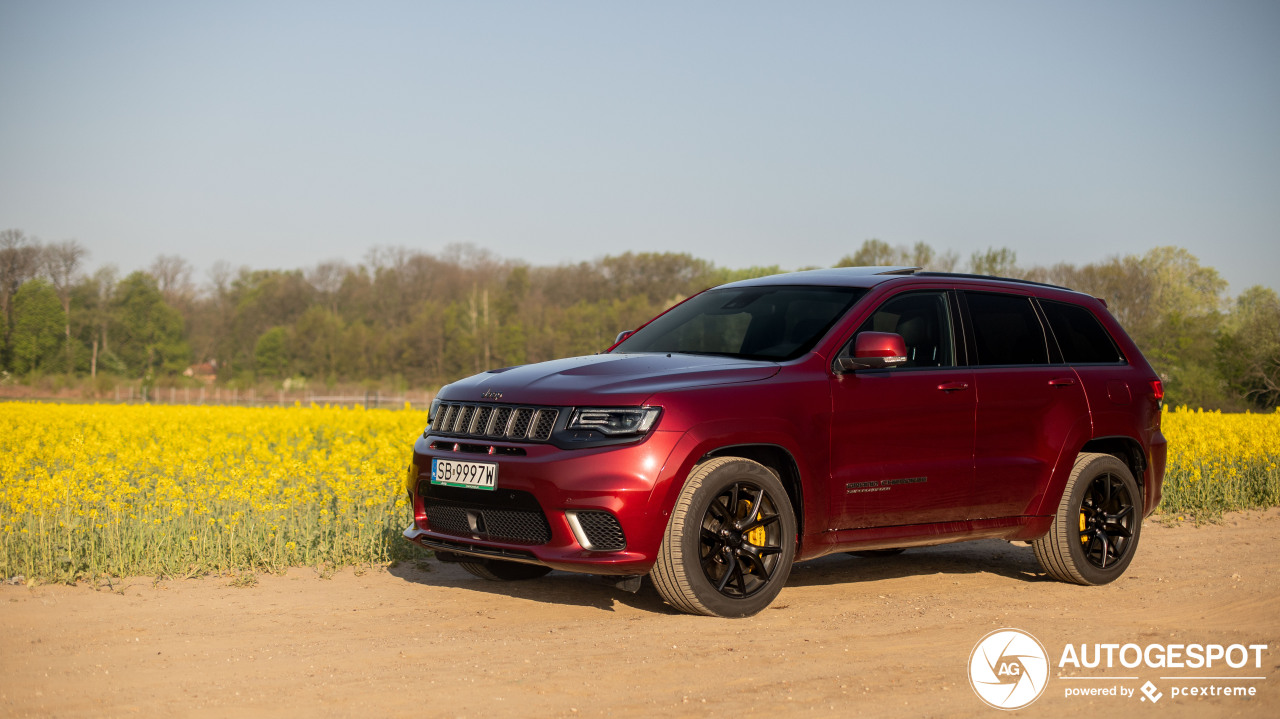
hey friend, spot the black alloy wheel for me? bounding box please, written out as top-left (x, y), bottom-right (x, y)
top-left (1078, 470), bottom-right (1135, 569)
top-left (1033, 452), bottom-right (1143, 585)
top-left (650, 457), bottom-right (797, 617)
top-left (698, 480), bottom-right (785, 599)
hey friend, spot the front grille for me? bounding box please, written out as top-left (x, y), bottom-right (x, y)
top-left (433, 402), bottom-right (560, 442)
top-left (424, 502), bottom-right (551, 545)
top-left (572, 510), bottom-right (626, 551)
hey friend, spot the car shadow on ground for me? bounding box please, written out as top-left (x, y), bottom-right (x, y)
top-left (784, 538), bottom-right (1047, 587)
top-left (386, 538), bottom-right (1046, 614)
top-left (387, 559), bottom-right (680, 614)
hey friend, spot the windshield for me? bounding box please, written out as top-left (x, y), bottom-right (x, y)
top-left (612, 286), bottom-right (866, 361)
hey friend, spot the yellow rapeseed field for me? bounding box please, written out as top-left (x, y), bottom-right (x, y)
top-left (1, 402), bottom-right (1277, 582)
top-left (1159, 405), bottom-right (1280, 517)
top-left (1, 402), bottom-right (427, 582)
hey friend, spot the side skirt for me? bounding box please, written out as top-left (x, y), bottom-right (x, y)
top-left (799, 515), bottom-right (1054, 562)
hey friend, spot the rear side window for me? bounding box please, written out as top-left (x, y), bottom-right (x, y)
top-left (1040, 299), bottom-right (1125, 364)
top-left (965, 292), bottom-right (1049, 365)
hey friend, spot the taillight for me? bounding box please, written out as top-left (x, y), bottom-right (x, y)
top-left (1150, 380), bottom-right (1164, 402)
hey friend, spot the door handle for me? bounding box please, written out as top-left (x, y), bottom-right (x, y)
top-left (1049, 377), bottom-right (1077, 387)
top-left (937, 381), bottom-right (970, 392)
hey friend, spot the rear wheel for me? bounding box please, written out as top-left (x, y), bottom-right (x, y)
top-left (650, 457), bottom-right (796, 617)
top-left (1033, 452), bottom-right (1141, 585)
top-left (458, 559), bottom-right (552, 581)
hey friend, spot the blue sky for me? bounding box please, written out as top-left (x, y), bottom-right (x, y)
top-left (2, 1), bottom-right (1277, 294)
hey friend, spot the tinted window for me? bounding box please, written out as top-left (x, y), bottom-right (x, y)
top-left (1040, 300), bottom-right (1124, 364)
top-left (854, 291), bottom-right (955, 368)
top-left (965, 292), bottom-right (1049, 365)
top-left (615, 286), bottom-right (865, 360)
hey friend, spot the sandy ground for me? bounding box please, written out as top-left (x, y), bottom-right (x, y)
top-left (3, 510), bottom-right (1278, 719)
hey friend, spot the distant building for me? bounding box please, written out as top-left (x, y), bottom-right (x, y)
top-left (183, 361), bottom-right (218, 384)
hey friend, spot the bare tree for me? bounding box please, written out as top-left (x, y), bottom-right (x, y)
top-left (307, 259), bottom-right (351, 314)
top-left (86, 265), bottom-right (118, 379)
top-left (42, 239), bottom-right (88, 370)
top-left (149, 254), bottom-right (196, 310)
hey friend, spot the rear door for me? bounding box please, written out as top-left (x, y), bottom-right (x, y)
top-left (962, 291), bottom-right (1090, 519)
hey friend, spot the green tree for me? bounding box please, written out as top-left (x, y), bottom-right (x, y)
top-left (599, 252), bottom-right (715, 305)
top-left (10, 278), bottom-right (66, 374)
top-left (836, 240), bottom-right (959, 271)
top-left (836, 239), bottom-right (896, 267)
top-left (293, 306), bottom-right (346, 381)
top-left (221, 269), bottom-right (315, 376)
top-left (968, 247), bottom-right (1019, 276)
top-left (1218, 286), bottom-right (1280, 410)
top-left (111, 272), bottom-right (191, 377)
top-left (1, 229), bottom-right (43, 367)
top-left (253, 327), bottom-right (291, 380)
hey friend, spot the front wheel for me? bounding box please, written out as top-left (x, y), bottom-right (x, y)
top-left (1033, 452), bottom-right (1142, 585)
top-left (650, 457), bottom-right (797, 617)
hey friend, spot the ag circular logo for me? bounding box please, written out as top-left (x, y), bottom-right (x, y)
top-left (968, 628), bottom-right (1049, 710)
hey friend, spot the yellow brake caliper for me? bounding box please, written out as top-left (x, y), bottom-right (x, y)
top-left (740, 499), bottom-right (767, 546)
top-left (1080, 511), bottom-right (1088, 544)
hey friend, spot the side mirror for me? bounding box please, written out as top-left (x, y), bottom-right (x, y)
top-left (614, 330), bottom-right (634, 345)
top-left (837, 332), bottom-right (908, 372)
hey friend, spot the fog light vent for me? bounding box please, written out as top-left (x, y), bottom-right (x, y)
top-left (567, 510), bottom-right (626, 552)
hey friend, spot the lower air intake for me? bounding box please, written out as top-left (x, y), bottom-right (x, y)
top-left (569, 510), bottom-right (626, 552)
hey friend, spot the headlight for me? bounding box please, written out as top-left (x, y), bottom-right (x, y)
top-left (567, 407), bottom-right (661, 436)
top-left (422, 398), bottom-right (443, 438)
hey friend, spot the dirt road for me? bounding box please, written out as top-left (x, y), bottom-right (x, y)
top-left (3, 510), bottom-right (1278, 718)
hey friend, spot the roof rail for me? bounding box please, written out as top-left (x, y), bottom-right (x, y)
top-left (912, 271), bottom-right (1074, 292)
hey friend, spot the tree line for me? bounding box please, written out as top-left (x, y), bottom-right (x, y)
top-left (2, 229), bottom-right (1276, 410)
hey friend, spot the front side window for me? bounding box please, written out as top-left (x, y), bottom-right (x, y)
top-left (613, 286), bottom-right (865, 361)
top-left (965, 292), bottom-right (1049, 365)
top-left (853, 291), bottom-right (956, 368)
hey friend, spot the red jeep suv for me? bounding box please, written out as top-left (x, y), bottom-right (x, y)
top-left (403, 267), bottom-right (1166, 617)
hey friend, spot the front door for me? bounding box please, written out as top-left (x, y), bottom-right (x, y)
top-left (829, 290), bottom-right (976, 529)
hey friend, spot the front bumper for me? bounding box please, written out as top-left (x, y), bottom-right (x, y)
top-left (402, 429), bottom-right (684, 575)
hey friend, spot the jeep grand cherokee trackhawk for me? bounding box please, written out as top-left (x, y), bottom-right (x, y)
top-left (403, 267), bottom-right (1166, 617)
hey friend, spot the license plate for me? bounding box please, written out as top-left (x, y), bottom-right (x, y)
top-left (431, 458), bottom-right (497, 491)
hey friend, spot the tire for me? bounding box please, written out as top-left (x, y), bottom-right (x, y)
top-left (650, 457), bottom-right (797, 617)
top-left (848, 548), bottom-right (906, 558)
top-left (1033, 452), bottom-right (1142, 585)
top-left (458, 559), bottom-right (552, 581)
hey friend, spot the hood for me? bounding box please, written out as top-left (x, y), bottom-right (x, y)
top-left (441, 353), bottom-right (780, 406)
